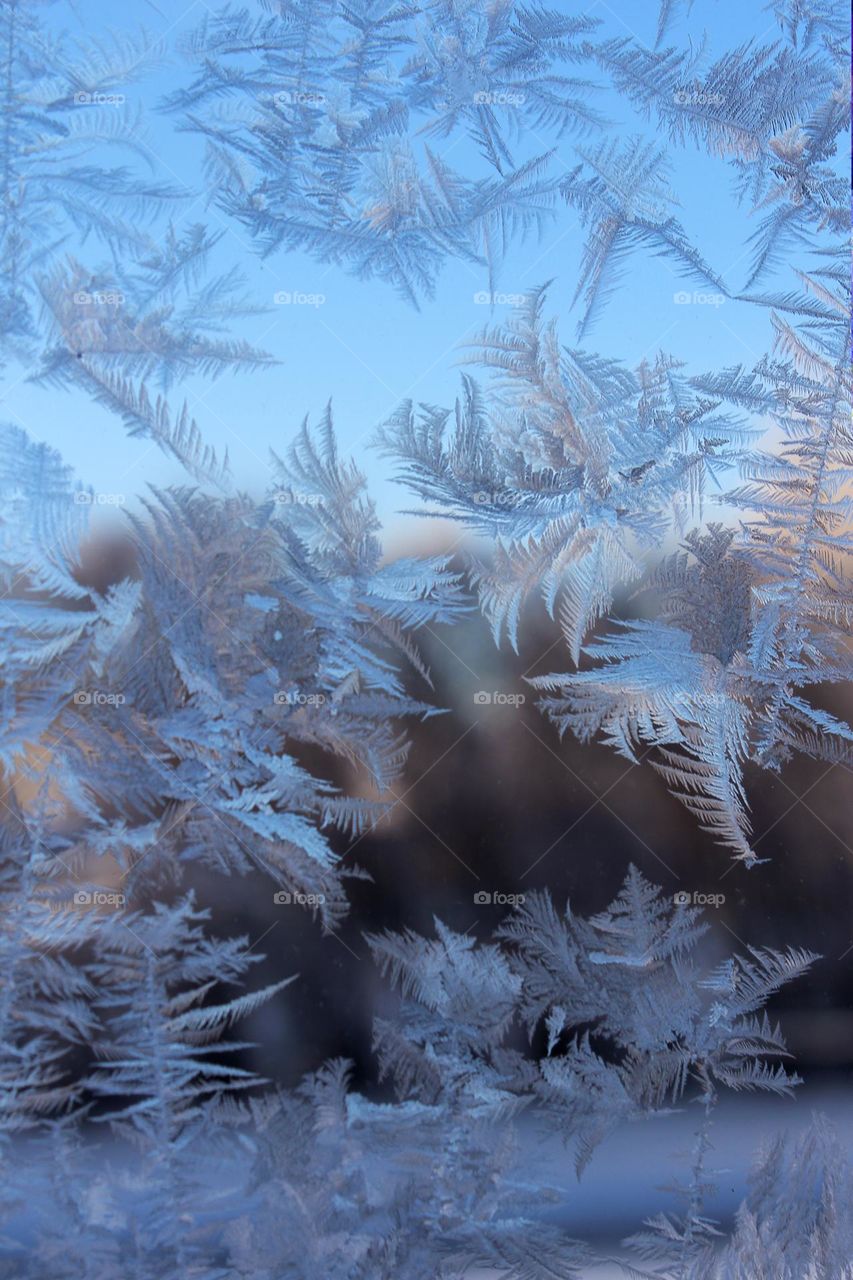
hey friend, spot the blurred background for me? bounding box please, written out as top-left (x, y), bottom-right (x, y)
top-left (70, 524), bottom-right (853, 1249)
top-left (214, 575), bottom-right (853, 1248)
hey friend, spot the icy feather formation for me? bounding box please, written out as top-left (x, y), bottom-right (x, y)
top-left (379, 6), bottom-right (850, 862)
top-left (0, 868), bottom-right (832, 1277)
top-left (167, 0), bottom-right (760, 309)
top-left (0, 415), bottom-right (464, 926)
top-left (377, 286), bottom-right (751, 660)
top-left (0, 4), bottom-right (849, 1277)
top-left (0, 4), bottom-right (176, 365)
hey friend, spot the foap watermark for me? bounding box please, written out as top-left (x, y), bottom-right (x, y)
top-left (673, 87), bottom-right (725, 107)
top-left (74, 490), bottom-right (126, 506)
top-left (74, 91), bottom-right (125, 106)
top-left (472, 90), bottom-right (526, 107)
top-left (473, 690), bottom-right (525, 707)
top-left (674, 290), bottom-right (725, 307)
top-left (674, 890), bottom-right (726, 909)
top-left (274, 90), bottom-right (326, 107)
top-left (73, 889), bottom-right (126, 909)
top-left (474, 290), bottom-right (526, 306)
top-left (273, 290), bottom-right (326, 307)
top-left (473, 890), bottom-right (525, 906)
top-left (274, 690), bottom-right (326, 707)
top-left (73, 689), bottom-right (126, 707)
top-left (472, 490), bottom-right (513, 506)
top-left (272, 487), bottom-right (323, 506)
top-left (73, 290), bottom-right (125, 306)
top-left (273, 890), bottom-right (326, 906)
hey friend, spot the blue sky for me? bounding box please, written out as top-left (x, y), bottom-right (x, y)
top-left (5, 0), bottom-right (793, 543)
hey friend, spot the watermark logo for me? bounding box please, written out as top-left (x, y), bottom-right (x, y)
top-left (272, 487), bottom-right (323, 507)
top-left (273, 890), bottom-right (326, 906)
top-left (474, 290), bottom-right (526, 306)
top-left (674, 890), bottom-right (726, 908)
top-left (674, 290), bottom-right (725, 307)
top-left (74, 91), bottom-right (125, 106)
top-left (473, 691), bottom-right (526, 707)
top-left (473, 890), bottom-right (526, 906)
top-left (274, 690), bottom-right (326, 707)
top-left (73, 690), bottom-right (126, 707)
top-left (473, 91), bottom-right (526, 107)
top-left (273, 290), bottom-right (325, 307)
top-left (74, 491), bottom-right (126, 506)
top-left (472, 490), bottom-right (513, 506)
top-left (73, 290), bottom-right (125, 306)
top-left (673, 88), bottom-right (725, 107)
top-left (73, 889), bottom-right (126, 908)
top-left (274, 90), bottom-right (325, 107)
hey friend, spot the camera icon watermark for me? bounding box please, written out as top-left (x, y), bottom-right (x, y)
top-left (274, 690), bottom-right (327, 707)
top-left (673, 290), bottom-right (725, 307)
top-left (73, 690), bottom-right (126, 708)
top-left (473, 690), bottom-right (525, 707)
top-left (272, 488), bottom-right (323, 506)
top-left (273, 890), bottom-right (326, 906)
top-left (673, 88), bottom-right (725, 107)
top-left (674, 890), bottom-right (726, 908)
top-left (72, 290), bottom-right (125, 306)
top-left (273, 290), bottom-right (326, 307)
top-left (73, 91), bottom-right (125, 106)
top-left (472, 490), bottom-right (513, 506)
top-left (73, 490), bottom-right (126, 505)
top-left (473, 290), bottom-right (526, 305)
top-left (73, 889), bottom-right (126, 908)
top-left (472, 91), bottom-right (526, 107)
top-left (473, 890), bottom-right (525, 906)
top-left (274, 90), bottom-right (325, 107)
